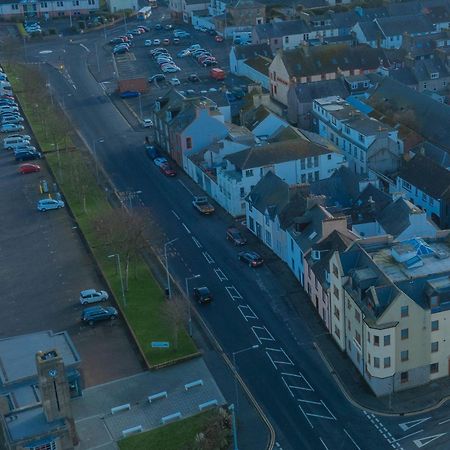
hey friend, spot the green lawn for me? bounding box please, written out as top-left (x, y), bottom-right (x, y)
top-left (6, 63), bottom-right (197, 367)
top-left (118, 410), bottom-right (221, 450)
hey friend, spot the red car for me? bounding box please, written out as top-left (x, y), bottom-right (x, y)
top-left (19, 163), bottom-right (40, 174)
top-left (160, 163), bottom-right (176, 177)
top-left (215, 35), bottom-right (224, 42)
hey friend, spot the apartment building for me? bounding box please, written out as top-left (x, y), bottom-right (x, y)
top-left (329, 233), bottom-right (450, 396)
top-left (313, 96), bottom-right (401, 175)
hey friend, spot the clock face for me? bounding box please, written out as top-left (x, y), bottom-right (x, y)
top-left (48, 369), bottom-right (58, 378)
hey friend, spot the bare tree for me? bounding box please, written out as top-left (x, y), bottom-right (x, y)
top-left (163, 295), bottom-right (188, 352)
top-left (192, 408), bottom-right (232, 450)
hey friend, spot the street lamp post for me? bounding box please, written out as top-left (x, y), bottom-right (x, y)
top-left (108, 254), bottom-right (126, 307)
top-left (164, 238), bottom-right (178, 298)
top-left (228, 404), bottom-right (238, 450)
top-left (93, 138), bottom-right (104, 183)
top-left (185, 274), bottom-right (200, 337)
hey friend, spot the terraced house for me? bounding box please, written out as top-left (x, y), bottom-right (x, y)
top-left (0, 0), bottom-right (98, 18)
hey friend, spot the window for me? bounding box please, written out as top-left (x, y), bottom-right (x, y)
top-left (245, 169), bottom-right (253, 177)
top-left (301, 174), bottom-right (306, 183)
top-left (265, 230), bottom-right (272, 246)
top-left (313, 156), bottom-right (319, 167)
top-left (72, 0), bottom-right (79, 4)
top-left (333, 286), bottom-right (339, 299)
top-left (284, 36), bottom-right (289, 43)
top-left (401, 328), bottom-right (409, 340)
top-left (334, 305), bottom-right (340, 320)
top-left (401, 371), bottom-right (409, 383)
top-left (384, 357), bottom-right (391, 368)
top-left (239, 187), bottom-right (245, 198)
top-left (249, 217), bottom-right (255, 231)
top-left (367, 332), bottom-right (370, 343)
top-left (186, 137), bottom-right (192, 149)
top-left (374, 335), bottom-right (379, 347)
top-left (332, 264), bottom-right (338, 277)
top-left (431, 341), bottom-right (439, 352)
top-left (368, 353), bottom-right (371, 364)
top-left (374, 357), bottom-right (380, 368)
top-left (358, 133), bottom-right (365, 143)
top-left (431, 72), bottom-right (439, 79)
top-left (301, 158), bottom-right (306, 170)
top-left (347, 299), bottom-right (352, 310)
top-left (384, 335), bottom-right (391, 346)
top-left (402, 180), bottom-right (411, 191)
top-left (355, 310), bottom-right (361, 323)
top-left (401, 350), bottom-right (409, 362)
top-left (334, 326), bottom-right (340, 338)
top-left (264, 214), bottom-right (269, 226)
top-left (430, 363), bottom-right (439, 374)
top-left (432, 320), bottom-right (439, 331)
top-left (11, 3), bottom-right (19, 8)
top-left (347, 319), bottom-right (351, 331)
top-left (88, 0), bottom-right (95, 4)
top-left (41, 1), bottom-right (47, 6)
top-left (57, 1), bottom-right (63, 5)
top-left (401, 305), bottom-right (409, 318)
top-left (327, 154), bottom-right (331, 160)
top-left (314, 171), bottom-right (319, 181)
top-left (355, 331), bottom-right (361, 345)
top-left (31, 442), bottom-right (57, 450)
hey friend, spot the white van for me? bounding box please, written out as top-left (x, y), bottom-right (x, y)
top-left (3, 136), bottom-right (31, 150)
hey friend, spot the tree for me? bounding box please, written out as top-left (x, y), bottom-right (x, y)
top-left (192, 408), bottom-right (232, 450)
top-left (163, 295), bottom-right (188, 352)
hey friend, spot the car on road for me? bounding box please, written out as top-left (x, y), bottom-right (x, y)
top-left (153, 156), bottom-right (168, 167)
top-left (36, 198), bottom-right (64, 211)
top-left (177, 50), bottom-right (190, 57)
top-left (193, 286), bottom-right (212, 304)
top-left (164, 24), bottom-right (173, 30)
top-left (215, 35), bottom-right (224, 42)
top-left (15, 150), bottom-right (41, 161)
top-left (238, 251), bottom-right (264, 267)
top-left (81, 305), bottom-right (118, 325)
top-left (169, 77), bottom-right (181, 86)
top-left (120, 91), bottom-right (140, 98)
top-left (144, 39), bottom-right (153, 46)
top-left (18, 163), bottom-right (40, 174)
top-left (192, 196), bottom-right (215, 215)
top-left (160, 163), bottom-right (176, 177)
top-left (79, 289), bottom-right (109, 305)
top-left (148, 74), bottom-right (166, 83)
top-left (145, 145), bottom-right (158, 159)
top-left (142, 118), bottom-right (153, 127)
top-left (188, 74), bottom-right (200, 82)
top-left (153, 38), bottom-right (161, 45)
top-left (226, 227), bottom-right (247, 245)
top-left (1, 124), bottom-right (24, 133)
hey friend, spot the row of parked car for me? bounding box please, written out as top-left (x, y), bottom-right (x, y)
top-left (150, 47), bottom-right (181, 74)
top-left (109, 25), bottom-right (151, 55)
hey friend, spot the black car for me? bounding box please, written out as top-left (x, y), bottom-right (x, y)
top-left (81, 306), bottom-right (118, 325)
top-left (238, 251), bottom-right (264, 267)
top-left (149, 74), bottom-right (166, 83)
top-left (188, 74), bottom-right (200, 82)
top-left (15, 150), bottom-right (42, 162)
top-left (109, 37), bottom-right (125, 45)
top-left (226, 227), bottom-right (247, 245)
top-left (145, 145), bottom-right (158, 159)
top-left (193, 287), bottom-right (212, 304)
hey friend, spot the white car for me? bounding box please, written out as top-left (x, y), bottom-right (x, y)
top-left (162, 65), bottom-right (181, 73)
top-left (144, 39), bottom-right (153, 46)
top-left (0, 124), bottom-right (24, 133)
top-left (79, 289), bottom-right (109, 305)
top-left (169, 77), bottom-right (181, 86)
top-left (143, 118), bottom-right (153, 128)
top-left (153, 156), bottom-right (168, 167)
top-left (153, 39), bottom-right (161, 45)
top-left (36, 198), bottom-right (65, 211)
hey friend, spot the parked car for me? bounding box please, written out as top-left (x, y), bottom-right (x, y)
top-left (144, 39), bottom-right (153, 46)
top-left (138, 25), bottom-right (150, 32)
top-left (153, 38), bottom-right (161, 45)
top-left (142, 118), bottom-right (153, 128)
top-left (120, 91), bottom-right (140, 98)
top-left (18, 163), bottom-right (40, 174)
top-left (160, 163), bottom-right (176, 177)
top-left (169, 77), bottom-right (181, 86)
top-left (15, 150), bottom-right (41, 161)
top-left (149, 74), bottom-right (166, 83)
top-left (193, 286), bottom-right (212, 304)
top-left (226, 227), bottom-right (247, 245)
top-left (164, 24), bottom-right (173, 30)
top-left (238, 251), bottom-right (264, 267)
top-left (1, 124), bottom-right (24, 133)
top-left (163, 38), bottom-right (170, 45)
top-left (188, 74), bottom-right (200, 82)
top-left (215, 35), bottom-right (224, 42)
top-left (162, 65), bottom-right (180, 73)
top-left (36, 198), bottom-right (64, 211)
top-left (145, 145), bottom-right (158, 159)
top-left (109, 37), bottom-right (125, 45)
top-left (79, 289), bottom-right (109, 305)
top-left (14, 144), bottom-right (37, 154)
top-left (81, 305), bottom-right (118, 325)
top-left (113, 46), bottom-right (128, 55)
top-left (155, 24), bottom-right (162, 30)
top-left (177, 50), bottom-right (190, 57)
top-left (153, 156), bottom-right (168, 167)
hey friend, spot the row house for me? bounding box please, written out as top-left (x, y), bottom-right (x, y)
top-left (312, 96), bottom-right (401, 175)
top-left (229, 43), bottom-right (272, 76)
top-left (329, 234), bottom-right (450, 396)
top-left (395, 153), bottom-right (450, 228)
top-left (0, 0), bottom-right (98, 18)
top-left (268, 44), bottom-right (386, 106)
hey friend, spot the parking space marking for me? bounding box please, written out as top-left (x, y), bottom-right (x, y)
top-left (182, 223), bottom-right (191, 234)
top-left (298, 403), bottom-right (314, 428)
top-left (265, 348), bottom-right (294, 370)
top-left (319, 437), bottom-right (330, 450)
top-left (225, 286), bottom-right (242, 301)
top-left (237, 304), bottom-right (258, 322)
top-left (192, 236), bottom-right (202, 248)
top-left (281, 372), bottom-right (314, 393)
top-left (214, 268), bottom-right (228, 281)
top-left (297, 399), bottom-right (336, 421)
top-left (202, 251), bottom-right (214, 264)
top-left (171, 209), bottom-right (180, 220)
top-left (251, 326), bottom-right (275, 345)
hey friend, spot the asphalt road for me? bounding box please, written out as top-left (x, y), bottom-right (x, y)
top-left (18, 19), bottom-right (450, 450)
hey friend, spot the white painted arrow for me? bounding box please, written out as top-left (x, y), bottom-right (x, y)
top-left (399, 417), bottom-right (431, 432)
top-left (413, 433), bottom-right (446, 448)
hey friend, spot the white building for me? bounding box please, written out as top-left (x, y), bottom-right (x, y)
top-left (0, 0), bottom-right (98, 18)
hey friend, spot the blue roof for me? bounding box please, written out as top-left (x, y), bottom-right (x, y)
top-left (346, 95), bottom-right (373, 114)
top-left (403, 238), bottom-right (435, 256)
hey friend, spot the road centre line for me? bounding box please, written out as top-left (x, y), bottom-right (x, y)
top-left (202, 251), bottom-right (215, 264)
top-left (192, 236), bottom-right (202, 248)
top-left (178, 179), bottom-right (193, 195)
top-left (251, 326), bottom-right (275, 344)
top-left (214, 268), bottom-right (228, 281)
top-left (344, 429), bottom-right (361, 450)
top-left (171, 210), bottom-right (180, 220)
top-left (237, 304), bottom-right (258, 321)
top-left (182, 223), bottom-right (191, 234)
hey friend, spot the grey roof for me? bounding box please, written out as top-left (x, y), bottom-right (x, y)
top-left (413, 57), bottom-right (449, 82)
top-left (225, 138), bottom-right (336, 170)
top-left (398, 153), bottom-right (450, 199)
top-left (0, 330), bottom-right (79, 386)
top-left (410, 141), bottom-right (450, 169)
top-left (293, 78), bottom-right (349, 104)
top-left (232, 43), bottom-right (272, 60)
top-left (357, 20), bottom-right (381, 41)
top-left (350, 183), bottom-right (392, 224)
top-left (375, 14), bottom-right (435, 37)
top-left (388, 67), bottom-right (418, 87)
top-left (386, 0), bottom-right (422, 16)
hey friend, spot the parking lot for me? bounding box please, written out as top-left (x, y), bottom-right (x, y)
top-left (0, 137), bottom-right (143, 387)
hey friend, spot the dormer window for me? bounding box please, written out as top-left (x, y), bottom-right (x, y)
top-left (431, 72), bottom-right (439, 79)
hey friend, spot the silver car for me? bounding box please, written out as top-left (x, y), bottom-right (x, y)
top-left (79, 289), bottom-right (109, 305)
top-left (36, 198), bottom-right (65, 211)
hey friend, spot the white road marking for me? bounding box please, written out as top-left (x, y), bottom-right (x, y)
top-left (178, 179), bottom-right (193, 195)
top-left (391, 430), bottom-right (424, 443)
top-left (399, 418), bottom-right (431, 432)
top-left (79, 43), bottom-right (90, 52)
top-left (265, 348), bottom-right (294, 366)
top-left (225, 286), bottom-right (242, 301)
top-left (438, 417), bottom-right (450, 425)
top-left (281, 372), bottom-right (314, 392)
top-left (413, 433), bottom-right (446, 448)
top-left (171, 209), bottom-right (180, 220)
top-left (237, 304), bottom-right (258, 321)
top-left (297, 399), bottom-right (336, 421)
top-left (298, 403), bottom-right (313, 428)
top-left (202, 251), bottom-right (214, 264)
top-left (192, 236), bottom-right (202, 248)
top-left (214, 268), bottom-right (228, 281)
top-left (182, 223), bottom-right (191, 234)
top-left (344, 429), bottom-right (361, 450)
top-left (251, 326), bottom-right (275, 344)
top-left (319, 437), bottom-right (330, 450)
top-left (39, 50), bottom-right (53, 54)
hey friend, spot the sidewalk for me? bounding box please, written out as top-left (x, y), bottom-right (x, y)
top-left (265, 256), bottom-right (450, 415)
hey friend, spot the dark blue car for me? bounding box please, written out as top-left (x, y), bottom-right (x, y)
top-left (120, 91), bottom-right (140, 98)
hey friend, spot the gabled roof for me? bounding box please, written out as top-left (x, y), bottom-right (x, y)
top-left (410, 141), bottom-right (450, 169)
top-left (398, 153), bottom-right (450, 199)
top-left (232, 43), bottom-right (272, 60)
top-left (356, 20), bottom-right (381, 41)
top-left (225, 138), bottom-right (337, 170)
top-left (279, 44), bottom-right (386, 78)
top-left (244, 55), bottom-right (272, 75)
top-left (375, 14), bottom-right (434, 37)
top-left (293, 78), bottom-right (349, 103)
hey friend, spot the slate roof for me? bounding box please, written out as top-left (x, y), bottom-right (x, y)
top-left (413, 57), bottom-right (450, 82)
top-left (244, 55), bottom-right (272, 75)
top-left (293, 78), bottom-right (349, 103)
top-left (410, 141), bottom-right (450, 169)
top-left (357, 20), bottom-right (381, 41)
top-left (225, 138), bottom-right (337, 170)
top-left (233, 43), bottom-right (272, 60)
top-left (280, 44), bottom-right (386, 78)
top-left (398, 153), bottom-right (450, 199)
top-left (375, 14), bottom-right (435, 37)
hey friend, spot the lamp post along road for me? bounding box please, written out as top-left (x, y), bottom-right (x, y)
top-left (164, 238), bottom-right (178, 298)
top-left (108, 254), bottom-right (126, 307)
top-left (185, 274), bottom-right (200, 337)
